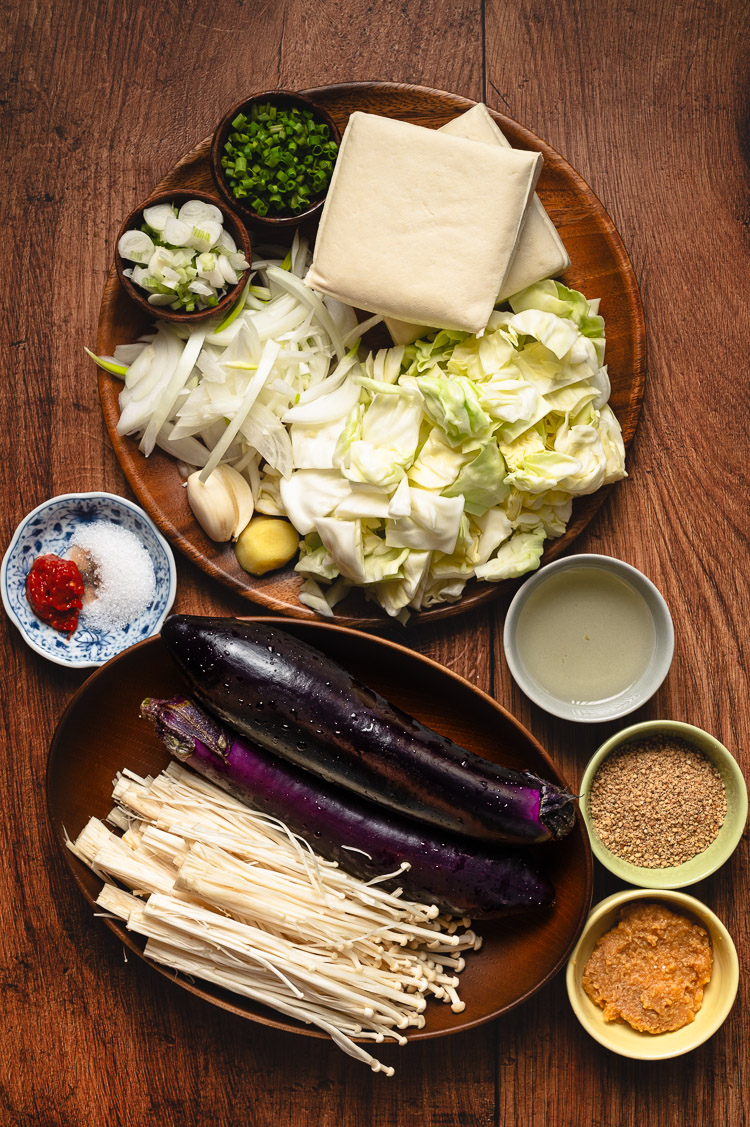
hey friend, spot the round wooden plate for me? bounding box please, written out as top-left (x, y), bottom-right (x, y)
top-left (97, 82), bottom-right (646, 627)
top-left (47, 619), bottom-right (593, 1042)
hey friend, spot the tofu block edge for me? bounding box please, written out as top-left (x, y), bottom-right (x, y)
top-left (386, 104), bottom-right (571, 345)
top-left (305, 111), bottom-right (543, 334)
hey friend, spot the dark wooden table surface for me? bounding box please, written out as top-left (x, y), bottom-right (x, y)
top-left (2, 1), bottom-right (748, 1124)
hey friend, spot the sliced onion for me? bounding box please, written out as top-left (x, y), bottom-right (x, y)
top-left (143, 203), bottom-right (175, 232)
top-left (187, 220), bottom-right (222, 252)
top-left (217, 254), bottom-right (238, 286)
top-left (163, 216), bottom-right (192, 247)
top-left (118, 230), bottom-right (154, 263)
top-left (178, 199), bottom-right (224, 226)
top-left (215, 229), bottom-right (237, 255)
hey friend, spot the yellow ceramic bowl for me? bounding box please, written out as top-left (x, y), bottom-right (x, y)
top-left (566, 889), bottom-right (739, 1059)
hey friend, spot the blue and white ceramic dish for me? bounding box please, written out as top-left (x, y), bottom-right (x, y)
top-left (2, 492), bottom-right (177, 668)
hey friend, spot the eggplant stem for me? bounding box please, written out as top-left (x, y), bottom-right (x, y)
top-left (141, 697), bottom-right (230, 762)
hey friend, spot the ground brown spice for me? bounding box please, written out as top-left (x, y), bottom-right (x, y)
top-left (588, 736), bottom-right (727, 868)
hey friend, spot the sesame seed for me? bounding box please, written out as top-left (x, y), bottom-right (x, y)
top-left (588, 736), bottom-right (727, 869)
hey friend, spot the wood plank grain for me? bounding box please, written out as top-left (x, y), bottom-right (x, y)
top-left (2, 0), bottom-right (748, 1123)
top-left (0, 1), bottom-right (490, 1125)
top-left (487, 1), bottom-right (750, 1124)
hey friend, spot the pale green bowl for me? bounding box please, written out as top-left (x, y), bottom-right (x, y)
top-left (580, 720), bottom-right (748, 888)
top-left (566, 889), bottom-right (739, 1059)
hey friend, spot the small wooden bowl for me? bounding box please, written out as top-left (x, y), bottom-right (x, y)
top-left (210, 90), bottom-right (341, 231)
top-left (114, 188), bottom-right (252, 325)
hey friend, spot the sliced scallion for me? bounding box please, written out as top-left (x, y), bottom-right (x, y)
top-left (117, 199), bottom-right (249, 314)
top-left (84, 347), bottom-right (129, 378)
top-left (221, 101), bottom-right (338, 216)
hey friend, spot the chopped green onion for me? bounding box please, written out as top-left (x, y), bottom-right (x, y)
top-left (84, 347), bottom-right (128, 377)
top-left (221, 101), bottom-right (338, 217)
top-left (212, 277), bottom-right (252, 334)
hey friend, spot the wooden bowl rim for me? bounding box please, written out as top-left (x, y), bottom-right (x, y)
top-left (114, 187), bottom-right (253, 324)
top-left (209, 88), bottom-right (342, 230)
top-left (47, 616), bottom-right (593, 1042)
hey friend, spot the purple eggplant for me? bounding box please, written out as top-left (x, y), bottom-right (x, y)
top-left (160, 615), bottom-right (575, 845)
top-left (142, 696), bottom-right (555, 918)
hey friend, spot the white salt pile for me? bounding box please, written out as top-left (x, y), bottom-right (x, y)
top-left (68, 521), bottom-right (156, 630)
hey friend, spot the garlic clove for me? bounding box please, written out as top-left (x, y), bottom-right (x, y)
top-left (215, 464), bottom-right (254, 539)
top-left (186, 470), bottom-right (236, 542)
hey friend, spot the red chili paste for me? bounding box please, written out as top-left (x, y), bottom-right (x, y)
top-left (25, 554), bottom-right (85, 636)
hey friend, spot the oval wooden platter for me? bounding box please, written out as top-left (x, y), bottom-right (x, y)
top-left (97, 81), bottom-right (646, 627)
top-left (47, 619), bottom-right (593, 1042)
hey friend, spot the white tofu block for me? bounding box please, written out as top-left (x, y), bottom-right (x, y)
top-left (386, 104), bottom-right (570, 346)
top-left (305, 111), bottom-right (542, 335)
top-left (444, 105), bottom-right (569, 300)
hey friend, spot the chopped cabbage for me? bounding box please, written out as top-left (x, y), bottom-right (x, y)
top-left (99, 241), bottom-right (626, 620)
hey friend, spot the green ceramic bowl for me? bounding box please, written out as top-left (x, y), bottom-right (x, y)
top-left (580, 720), bottom-right (747, 888)
top-left (566, 889), bottom-right (739, 1059)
